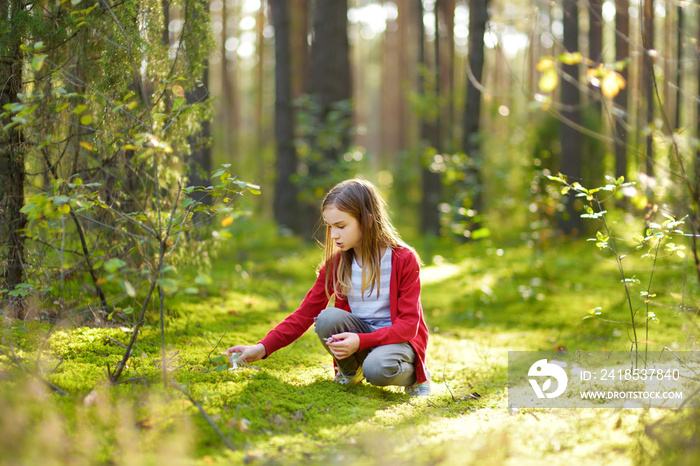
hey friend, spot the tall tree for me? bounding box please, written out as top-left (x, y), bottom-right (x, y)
top-left (255, 0), bottom-right (267, 151)
top-left (675, 2), bottom-right (683, 130)
top-left (418, 0), bottom-right (441, 235)
top-left (270, 0), bottom-right (301, 233)
top-left (186, 2), bottom-right (213, 206)
top-left (588, 0), bottom-right (603, 116)
top-left (614, 0), bottom-right (629, 181)
top-left (298, 0), bottom-right (352, 237)
top-left (307, 0), bottom-right (351, 136)
top-left (0, 0), bottom-right (27, 315)
top-left (559, 0), bottom-right (583, 235)
top-left (439, 0), bottom-right (457, 146)
top-left (642, 0), bottom-right (654, 179)
top-left (462, 0), bottom-right (488, 227)
top-left (290, 0), bottom-right (308, 100)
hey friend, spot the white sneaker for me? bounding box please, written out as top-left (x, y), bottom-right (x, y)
top-left (405, 381), bottom-right (431, 396)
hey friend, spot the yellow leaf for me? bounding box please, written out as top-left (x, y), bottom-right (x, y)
top-left (80, 114), bottom-right (93, 125)
top-left (559, 51), bottom-right (583, 66)
top-left (60, 204), bottom-right (71, 215)
top-left (538, 68), bottom-right (558, 93)
top-left (221, 216), bottom-right (234, 227)
top-left (601, 71), bottom-right (626, 98)
top-left (172, 85), bottom-right (185, 98)
top-left (79, 141), bottom-right (95, 152)
top-left (536, 57), bottom-right (555, 72)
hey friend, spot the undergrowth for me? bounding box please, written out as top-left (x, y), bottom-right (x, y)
top-left (1, 221), bottom-right (699, 465)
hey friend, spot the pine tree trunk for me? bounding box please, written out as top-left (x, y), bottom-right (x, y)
top-left (462, 0), bottom-right (488, 223)
top-left (0, 0), bottom-right (27, 316)
top-left (588, 0), bottom-right (603, 116)
top-left (270, 0), bottom-right (301, 234)
top-left (614, 0), bottom-right (629, 180)
top-left (559, 0), bottom-right (583, 235)
top-left (642, 0), bottom-right (654, 179)
top-left (418, 0), bottom-right (441, 235)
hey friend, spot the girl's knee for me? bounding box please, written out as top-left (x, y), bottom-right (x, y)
top-left (314, 307), bottom-right (346, 336)
top-left (362, 359), bottom-right (399, 386)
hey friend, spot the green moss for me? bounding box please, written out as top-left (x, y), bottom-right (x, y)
top-left (1, 226), bottom-right (698, 465)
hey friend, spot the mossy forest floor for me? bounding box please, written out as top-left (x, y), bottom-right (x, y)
top-left (1, 222), bottom-right (700, 465)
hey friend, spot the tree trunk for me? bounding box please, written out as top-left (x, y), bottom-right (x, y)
top-left (187, 63), bottom-right (212, 205)
top-left (462, 0), bottom-right (488, 225)
top-left (675, 3), bottom-right (683, 130)
top-left (559, 0), bottom-right (583, 235)
top-left (255, 0), bottom-right (266, 152)
top-left (418, 0), bottom-right (441, 235)
top-left (302, 0), bottom-right (352, 238)
top-left (270, 0), bottom-right (301, 234)
top-left (693, 8), bottom-right (700, 289)
top-left (614, 0), bottom-right (629, 180)
top-left (642, 0), bottom-right (654, 179)
top-left (588, 0), bottom-right (603, 116)
top-left (439, 0), bottom-right (456, 146)
top-left (0, 0), bottom-right (27, 316)
top-left (290, 0), bottom-right (308, 99)
top-left (307, 0), bottom-right (351, 122)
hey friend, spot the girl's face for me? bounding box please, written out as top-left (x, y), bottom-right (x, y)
top-left (323, 205), bottom-right (362, 254)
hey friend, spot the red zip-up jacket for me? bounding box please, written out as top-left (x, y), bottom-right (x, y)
top-left (258, 246), bottom-right (430, 384)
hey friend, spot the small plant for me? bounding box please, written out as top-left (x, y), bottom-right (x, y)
top-left (548, 173), bottom-right (691, 366)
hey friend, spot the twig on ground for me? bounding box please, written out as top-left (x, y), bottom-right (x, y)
top-left (170, 381), bottom-right (237, 451)
top-left (0, 345), bottom-right (67, 396)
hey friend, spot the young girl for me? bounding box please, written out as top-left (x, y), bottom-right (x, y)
top-left (226, 179), bottom-right (430, 396)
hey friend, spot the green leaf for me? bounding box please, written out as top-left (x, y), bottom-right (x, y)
top-left (246, 183), bottom-right (262, 195)
top-left (31, 54), bottom-right (47, 72)
top-left (104, 258), bottom-right (127, 273)
top-left (80, 114), bottom-right (93, 125)
top-left (194, 274), bottom-right (213, 286)
top-left (73, 104), bottom-right (87, 115)
top-left (157, 278), bottom-right (179, 295)
top-left (121, 280), bottom-right (136, 298)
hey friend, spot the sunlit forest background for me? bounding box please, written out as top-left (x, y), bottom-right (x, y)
top-left (3, 0), bottom-right (699, 308)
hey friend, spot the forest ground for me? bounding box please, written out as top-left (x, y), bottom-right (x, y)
top-left (1, 220), bottom-right (699, 465)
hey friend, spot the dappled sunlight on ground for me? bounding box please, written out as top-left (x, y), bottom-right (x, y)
top-left (421, 263), bottom-right (462, 285)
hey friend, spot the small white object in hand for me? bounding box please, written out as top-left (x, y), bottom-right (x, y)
top-left (228, 353), bottom-right (240, 370)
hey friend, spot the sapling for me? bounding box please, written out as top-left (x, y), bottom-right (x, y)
top-left (548, 173), bottom-right (688, 367)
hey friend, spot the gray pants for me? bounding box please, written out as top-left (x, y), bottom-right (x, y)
top-left (314, 307), bottom-right (417, 387)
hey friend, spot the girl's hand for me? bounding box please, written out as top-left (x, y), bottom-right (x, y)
top-left (327, 333), bottom-right (360, 360)
top-left (226, 343), bottom-right (266, 364)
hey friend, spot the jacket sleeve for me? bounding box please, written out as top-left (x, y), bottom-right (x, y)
top-left (356, 249), bottom-right (422, 351)
top-left (258, 264), bottom-right (331, 357)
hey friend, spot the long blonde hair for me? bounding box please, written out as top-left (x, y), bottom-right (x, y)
top-left (321, 179), bottom-right (406, 299)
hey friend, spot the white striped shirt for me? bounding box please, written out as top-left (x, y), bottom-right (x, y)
top-left (348, 248), bottom-right (392, 329)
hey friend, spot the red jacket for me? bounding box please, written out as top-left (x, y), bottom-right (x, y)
top-left (259, 246), bottom-right (430, 384)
